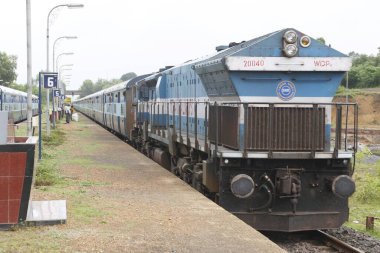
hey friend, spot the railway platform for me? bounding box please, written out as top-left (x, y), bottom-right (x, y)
top-left (1, 114), bottom-right (285, 252)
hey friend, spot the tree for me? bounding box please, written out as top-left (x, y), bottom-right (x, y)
top-left (316, 37), bottom-right (326, 45)
top-left (94, 78), bottom-right (120, 92)
top-left (120, 72), bottom-right (137, 81)
top-left (342, 51), bottom-right (380, 88)
top-left (0, 52), bottom-right (17, 86)
top-left (80, 79), bottom-right (94, 97)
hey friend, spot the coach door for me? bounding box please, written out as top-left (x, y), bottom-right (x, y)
top-left (125, 86), bottom-right (135, 140)
top-left (117, 91), bottom-right (121, 134)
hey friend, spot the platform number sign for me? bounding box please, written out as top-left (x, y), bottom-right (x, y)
top-left (53, 89), bottom-right (61, 97)
top-left (43, 73), bottom-right (58, 89)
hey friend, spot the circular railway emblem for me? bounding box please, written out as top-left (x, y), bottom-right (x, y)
top-left (276, 80), bottom-right (296, 101)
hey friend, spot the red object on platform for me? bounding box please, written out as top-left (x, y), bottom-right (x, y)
top-left (0, 152), bottom-right (27, 224)
top-left (0, 139), bottom-right (36, 227)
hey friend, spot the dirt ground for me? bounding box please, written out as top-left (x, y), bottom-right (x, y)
top-left (334, 91), bottom-right (380, 129)
top-left (333, 92), bottom-right (380, 146)
top-left (0, 116), bottom-right (284, 253)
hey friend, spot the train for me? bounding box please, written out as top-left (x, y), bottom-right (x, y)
top-left (0, 85), bottom-right (39, 123)
top-left (74, 28), bottom-right (358, 232)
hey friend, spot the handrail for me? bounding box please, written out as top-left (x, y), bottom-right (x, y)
top-left (136, 100), bottom-right (358, 164)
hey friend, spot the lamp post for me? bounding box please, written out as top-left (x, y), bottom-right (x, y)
top-left (55, 64), bottom-right (73, 120)
top-left (26, 0), bottom-right (33, 136)
top-left (59, 65), bottom-right (73, 94)
top-left (55, 52), bottom-right (74, 73)
top-left (46, 3), bottom-right (83, 135)
top-left (58, 64), bottom-right (74, 88)
top-left (53, 36), bottom-right (77, 72)
top-left (56, 53), bottom-right (74, 92)
top-left (52, 52), bottom-right (73, 127)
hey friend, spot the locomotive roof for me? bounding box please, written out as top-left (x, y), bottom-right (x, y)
top-left (198, 29), bottom-right (282, 63)
top-left (196, 28), bottom-right (345, 68)
top-left (75, 75), bottom-right (150, 102)
top-left (102, 81), bottom-right (128, 94)
top-left (0, 85), bottom-right (38, 99)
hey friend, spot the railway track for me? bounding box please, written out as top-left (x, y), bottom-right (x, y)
top-left (265, 230), bottom-right (365, 253)
top-left (312, 230), bottom-right (364, 253)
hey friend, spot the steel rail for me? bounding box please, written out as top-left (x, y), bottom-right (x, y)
top-left (315, 230), bottom-right (365, 253)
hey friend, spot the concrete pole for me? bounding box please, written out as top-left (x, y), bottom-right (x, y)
top-left (46, 4), bottom-right (83, 134)
top-left (46, 8), bottom-right (53, 136)
top-left (26, 0), bottom-right (33, 136)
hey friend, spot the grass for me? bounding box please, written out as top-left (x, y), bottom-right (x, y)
top-left (0, 227), bottom-right (63, 252)
top-left (335, 86), bottom-right (365, 98)
top-left (34, 127), bottom-right (66, 186)
top-left (70, 201), bottom-right (108, 224)
top-left (0, 115), bottom-right (116, 252)
top-left (345, 150), bottom-right (380, 238)
top-left (12, 113), bottom-right (66, 186)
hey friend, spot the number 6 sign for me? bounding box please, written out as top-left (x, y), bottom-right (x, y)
top-left (43, 73), bottom-right (58, 88)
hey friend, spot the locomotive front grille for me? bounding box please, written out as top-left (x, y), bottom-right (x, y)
top-left (247, 106), bottom-right (325, 151)
top-left (209, 105), bottom-right (326, 151)
top-left (209, 106), bottom-right (239, 149)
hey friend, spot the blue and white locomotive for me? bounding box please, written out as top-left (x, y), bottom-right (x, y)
top-left (0, 85), bottom-right (39, 123)
top-left (74, 28), bottom-right (358, 232)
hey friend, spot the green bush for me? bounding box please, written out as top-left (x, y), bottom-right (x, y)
top-left (35, 159), bottom-right (58, 186)
top-left (42, 128), bottom-right (65, 146)
top-left (35, 128), bottom-right (66, 186)
top-left (356, 147), bottom-right (373, 162)
top-left (354, 175), bottom-right (380, 203)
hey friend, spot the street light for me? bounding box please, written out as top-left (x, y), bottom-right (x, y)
top-left (60, 69), bottom-right (73, 75)
top-left (46, 3), bottom-right (83, 135)
top-left (56, 53), bottom-right (74, 91)
top-left (56, 52), bottom-right (74, 69)
top-left (53, 36), bottom-right (77, 72)
top-left (53, 52), bottom-right (73, 126)
top-left (59, 64), bottom-right (74, 76)
top-left (58, 64), bottom-right (74, 96)
top-left (56, 53), bottom-right (74, 90)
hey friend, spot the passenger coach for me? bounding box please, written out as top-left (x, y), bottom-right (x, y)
top-left (0, 85), bottom-right (39, 123)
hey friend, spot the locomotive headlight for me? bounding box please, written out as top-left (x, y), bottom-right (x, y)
top-left (283, 44), bottom-right (298, 57)
top-left (300, 35), bottom-right (311, 47)
top-left (283, 30), bottom-right (298, 43)
top-left (231, 174), bottom-right (255, 199)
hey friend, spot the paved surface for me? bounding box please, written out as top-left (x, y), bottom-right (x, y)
top-left (0, 115), bottom-right (285, 252)
top-left (66, 115), bottom-right (285, 252)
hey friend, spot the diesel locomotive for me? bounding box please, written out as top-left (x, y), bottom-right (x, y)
top-left (0, 85), bottom-right (39, 123)
top-left (74, 28), bottom-right (358, 232)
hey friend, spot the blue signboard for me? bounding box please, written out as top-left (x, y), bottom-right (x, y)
top-left (53, 89), bottom-right (61, 97)
top-left (43, 73), bottom-right (58, 89)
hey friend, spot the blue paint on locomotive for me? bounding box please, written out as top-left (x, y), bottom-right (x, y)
top-left (230, 71), bottom-right (345, 98)
top-left (147, 29), bottom-right (347, 102)
top-left (233, 30), bottom-right (345, 58)
top-left (158, 64), bottom-right (207, 99)
top-left (74, 28), bottom-right (352, 155)
top-left (133, 28), bottom-right (350, 152)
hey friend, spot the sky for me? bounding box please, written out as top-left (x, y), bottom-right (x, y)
top-left (0, 0), bottom-right (379, 90)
